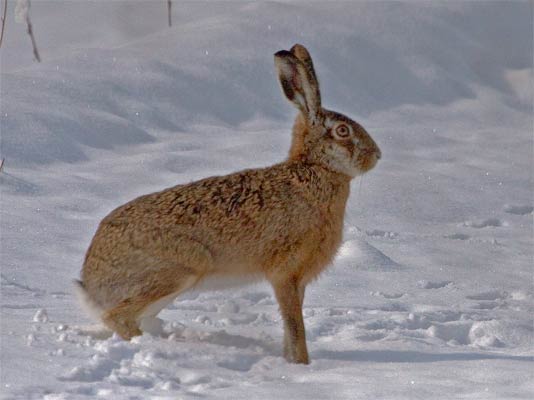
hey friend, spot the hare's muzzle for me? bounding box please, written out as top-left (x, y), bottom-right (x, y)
top-left (375, 147), bottom-right (382, 160)
top-left (360, 144), bottom-right (381, 173)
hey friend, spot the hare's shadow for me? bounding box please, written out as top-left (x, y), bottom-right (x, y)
top-left (73, 325), bottom-right (533, 366)
top-left (170, 328), bottom-right (280, 356)
top-left (313, 349), bottom-right (534, 364)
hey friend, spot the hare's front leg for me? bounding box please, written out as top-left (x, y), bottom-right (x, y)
top-left (272, 278), bottom-right (309, 364)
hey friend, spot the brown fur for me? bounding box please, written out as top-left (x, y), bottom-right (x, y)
top-left (79, 44), bottom-right (381, 364)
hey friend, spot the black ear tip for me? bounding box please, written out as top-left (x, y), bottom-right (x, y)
top-left (274, 50), bottom-right (292, 58)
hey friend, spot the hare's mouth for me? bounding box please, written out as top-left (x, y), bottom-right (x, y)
top-left (358, 150), bottom-right (380, 173)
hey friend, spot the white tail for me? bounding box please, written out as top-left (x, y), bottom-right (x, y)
top-left (73, 280), bottom-right (103, 323)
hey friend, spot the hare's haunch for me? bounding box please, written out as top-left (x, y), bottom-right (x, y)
top-left (77, 44), bottom-right (381, 364)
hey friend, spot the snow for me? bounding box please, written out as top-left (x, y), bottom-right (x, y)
top-left (14, 0), bottom-right (29, 24)
top-left (1, 1), bottom-right (533, 399)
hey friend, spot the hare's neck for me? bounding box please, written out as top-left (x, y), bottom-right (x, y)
top-left (313, 165), bottom-right (351, 214)
top-left (288, 161), bottom-right (351, 210)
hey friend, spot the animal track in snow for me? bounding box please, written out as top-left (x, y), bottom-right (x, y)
top-left (226, 313), bottom-right (259, 326)
top-left (503, 204), bottom-right (533, 215)
top-left (358, 310), bottom-right (507, 348)
top-left (465, 291), bottom-right (509, 310)
top-left (241, 291), bottom-right (275, 305)
top-left (463, 218), bottom-right (504, 228)
top-left (426, 321), bottom-right (473, 345)
top-left (427, 321), bottom-right (505, 348)
top-left (60, 338), bottom-right (138, 383)
top-left (60, 330), bottom-right (269, 392)
top-left (311, 321), bottom-right (340, 337)
top-left (418, 280), bottom-right (452, 289)
top-left (366, 229), bottom-right (399, 239)
top-left (372, 291), bottom-right (405, 299)
top-left (0, 273), bottom-right (46, 297)
top-left (466, 290), bottom-right (507, 301)
top-left (472, 301), bottom-right (501, 310)
top-left (216, 354), bottom-right (262, 372)
top-left (445, 233), bottom-right (470, 240)
top-left (361, 311), bottom-right (462, 333)
top-left (378, 303), bottom-right (408, 312)
top-left (355, 332), bottom-right (388, 342)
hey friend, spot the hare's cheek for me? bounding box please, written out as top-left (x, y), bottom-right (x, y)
top-left (324, 143), bottom-right (360, 177)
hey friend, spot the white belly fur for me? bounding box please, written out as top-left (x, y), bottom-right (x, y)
top-left (138, 274), bottom-right (262, 321)
top-left (138, 275), bottom-right (197, 320)
top-left (192, 273), bottom-right (263, 292)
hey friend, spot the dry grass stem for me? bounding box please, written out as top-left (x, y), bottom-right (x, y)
top-left (0, 0), bottom-right (7, 48)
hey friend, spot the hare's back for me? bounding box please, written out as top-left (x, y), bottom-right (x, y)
top-left (101, 164), bottom-right (312, 240)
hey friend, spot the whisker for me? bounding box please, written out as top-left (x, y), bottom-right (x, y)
top-left (346, 175), bottom-right (365, 235)
top-left (357, 174), bottom-right (365, 212)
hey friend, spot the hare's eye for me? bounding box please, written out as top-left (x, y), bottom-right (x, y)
top-left (335, 124), bottom-right (350, 138)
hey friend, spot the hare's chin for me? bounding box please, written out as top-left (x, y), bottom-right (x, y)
top-left (362, 156), bottom-right (379, 173)
top-left (347, 161), bottom-right (376, 178)
top-left (327, 159), bottom-right (364, 178)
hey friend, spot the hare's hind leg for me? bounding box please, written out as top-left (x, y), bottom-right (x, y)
top-left (102, 299), bottom-right (143, 340)
top-left (97, 232), bottom-right (213, 340)
top-left (102, 269), bottom-right (197, 340)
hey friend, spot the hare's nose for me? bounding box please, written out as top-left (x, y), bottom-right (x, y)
top-left (375, 148), bottom-right (382, 160)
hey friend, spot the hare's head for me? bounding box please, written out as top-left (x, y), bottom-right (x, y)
top-left (275, 44), bottom-right (381, 178)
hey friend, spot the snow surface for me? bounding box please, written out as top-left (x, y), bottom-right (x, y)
top-left (1, 1), bottom-right (533, 399)
top-left (14, 0), bottom-right (29, 25)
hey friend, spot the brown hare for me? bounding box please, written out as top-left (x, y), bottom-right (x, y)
top-left (76, 44), bottom-right (381, 364)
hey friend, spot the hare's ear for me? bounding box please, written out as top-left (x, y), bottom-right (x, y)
top-left (290, 44), bottom-right (319, 87)
top-left (274, 49), bottom-right (322, 125)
